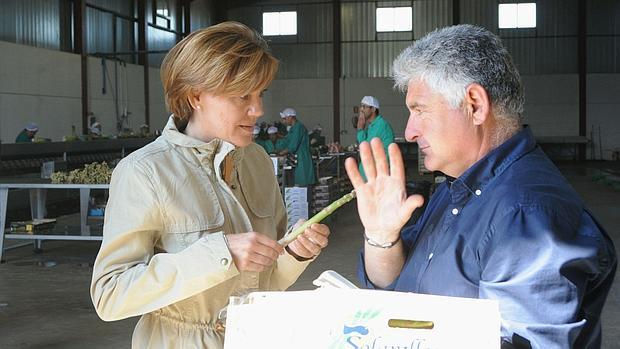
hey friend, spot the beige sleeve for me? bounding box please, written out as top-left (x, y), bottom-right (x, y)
top-left (90, 159), bottom-right (239, 321)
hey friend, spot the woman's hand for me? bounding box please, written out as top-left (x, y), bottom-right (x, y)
top-left (345, 138), bottom-right (424, 244)
top-left (287, 222), bottom-right (330, 260)
top-left (225, 232), bottom-right (283, 272)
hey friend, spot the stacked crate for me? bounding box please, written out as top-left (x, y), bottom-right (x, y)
top-left (284, 187), bottom-right (309, 229)
top-left (312, 177), bottom-right (338, 215)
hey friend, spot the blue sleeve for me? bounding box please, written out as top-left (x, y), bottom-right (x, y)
top-left (478, 205), bottom-right (613, 348)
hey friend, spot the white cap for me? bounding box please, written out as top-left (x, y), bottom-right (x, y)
top-left (361, 96), bottom-right (380, 109)
top-left (279, 107), bottom-right (296, 118)
top-left (89, 122), bottom-right (102, 135)
top-left (25, 122), bottom-right (39, 132)
top-left (267, 126), bottom-right (278, 134)
top-left (252, 126), bottom-right (261, 135)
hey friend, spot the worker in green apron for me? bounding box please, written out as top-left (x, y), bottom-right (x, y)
top-left (356, 96), bottom-right (395, 181)
top-left (262, 126), bottom-right (286, 155)
top-left (278, 108), bottom-right (316, 186)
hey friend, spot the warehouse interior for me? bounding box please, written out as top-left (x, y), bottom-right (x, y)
top-left (1, 0), bottom-right (620, 348)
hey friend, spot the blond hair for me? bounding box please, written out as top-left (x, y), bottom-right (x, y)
top-left (160, 21), bottom-right (278, 129)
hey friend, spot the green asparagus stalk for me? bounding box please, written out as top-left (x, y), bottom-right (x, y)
top-left (278, 190), bottom-right (356, 247)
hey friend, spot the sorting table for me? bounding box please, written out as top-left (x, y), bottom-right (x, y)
top-left (0, 182), bottom-right (109, 261)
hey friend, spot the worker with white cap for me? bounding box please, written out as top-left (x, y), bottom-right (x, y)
top-left (279, 107), bottom-right (316, 185)
top-left (15, 122), bottom-right (39, 143)
top-left (252, 125), bottom-right (265, 148)
top-left (262, 126), bottom-right (286, 154)
top-left (356, 96), bottom-right (395, 180)
top-left (88, 121), bottom-right (103, 139)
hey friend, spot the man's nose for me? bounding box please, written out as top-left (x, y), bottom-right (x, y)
top-left (404, 114), bottom-right (420, 142)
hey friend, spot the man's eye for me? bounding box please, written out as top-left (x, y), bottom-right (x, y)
top-left (240, 95), bottom-right (249, 100)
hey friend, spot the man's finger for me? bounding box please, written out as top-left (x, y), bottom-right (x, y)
top-left (388, 142), bottom-right (406, 180)
top-left (371, 138), bottom-right (389, 176)
top-left (359, 141), bottom-right (377, 181)
top-left (403, 194), bottom-right (425, 218)
top-left (345, 157), bottom-right (365, 188)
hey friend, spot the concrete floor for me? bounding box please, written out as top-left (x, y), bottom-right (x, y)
top-left (0, 162), bottom-right (619, 348)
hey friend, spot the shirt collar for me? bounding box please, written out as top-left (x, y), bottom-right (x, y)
top-left (161, 115), bottom-right (241, 168)
top-left (368, 114), bottom-right (383, 128)
top-left (449, 126), bottom-right (536, 204)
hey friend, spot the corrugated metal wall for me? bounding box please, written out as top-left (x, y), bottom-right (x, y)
top-left (85, 0), bottom-right (180, 66)
top-left (469, 0), bottom-right (581, 75)
top-left (0, 0), bottom-right (61, 50)
top-left (229, 2), bottom-right (334, 79)
top-left (1, 0), bottom-right (620, 73)
top-left (588, 0), bottom-right (620, 72)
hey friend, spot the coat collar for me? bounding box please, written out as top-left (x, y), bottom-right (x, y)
top-left (161, 115), bottom-right (243, 171)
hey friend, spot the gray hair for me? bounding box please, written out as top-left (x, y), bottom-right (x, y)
top-left (393, 24), bottom-right (524, 129)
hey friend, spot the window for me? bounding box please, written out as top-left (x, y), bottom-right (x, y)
top-left (154, 0), bottom-right (171, 29)
top-left (263, 11), bottom-right (297, 36)
top-left (498, 3), bottom-right (536, 29)
top-left (376, 7), bottom-right (412, 32)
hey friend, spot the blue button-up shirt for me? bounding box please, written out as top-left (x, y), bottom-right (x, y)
top-left (358, 127), bottom-right (616, 348)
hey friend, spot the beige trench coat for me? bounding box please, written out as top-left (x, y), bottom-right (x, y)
top-left (91, 117), bottom-right (311, 348)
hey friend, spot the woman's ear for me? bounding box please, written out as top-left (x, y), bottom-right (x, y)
top-left (188, 91), bottom-right (202, 111)
top-left (464, 83), bottom-right (491, 126)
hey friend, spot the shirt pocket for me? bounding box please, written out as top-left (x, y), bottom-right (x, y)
top-left (159, 183), bottom-right (226, 252)
top-left (237, 164), bottom-right (275, 219)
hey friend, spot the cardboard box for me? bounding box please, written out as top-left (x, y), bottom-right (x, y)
top-left (224, 289), bottom-right (499, 349)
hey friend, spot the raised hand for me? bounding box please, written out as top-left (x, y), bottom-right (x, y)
top-left (225, 232), bottom-right (284, 272)
top-left (357, 113), bottom-right (366, 130)
top-left (345, 138), bottom-right (424, 244)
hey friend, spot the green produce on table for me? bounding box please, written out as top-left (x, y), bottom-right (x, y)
top-left (51, 162), bottom-right (112, 184)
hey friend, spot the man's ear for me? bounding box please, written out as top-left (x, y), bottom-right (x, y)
top-left (464, 83), bottom-right (491, 126)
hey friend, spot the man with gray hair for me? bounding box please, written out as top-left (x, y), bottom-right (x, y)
top-left (345, 24), bottom-right (616, 349)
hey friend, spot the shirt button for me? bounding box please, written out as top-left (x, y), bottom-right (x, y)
top-left (452, 208), bottom-right (459, 215)
top-left (220, 258), bottom-right (229, 266)
top-left (428, 253), bottom-right (434, 260)
top-left (475, 189), bottom-right (482, 196)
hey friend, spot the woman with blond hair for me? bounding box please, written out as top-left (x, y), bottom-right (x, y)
top-left (90, 21), bottom-right (330, 348)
